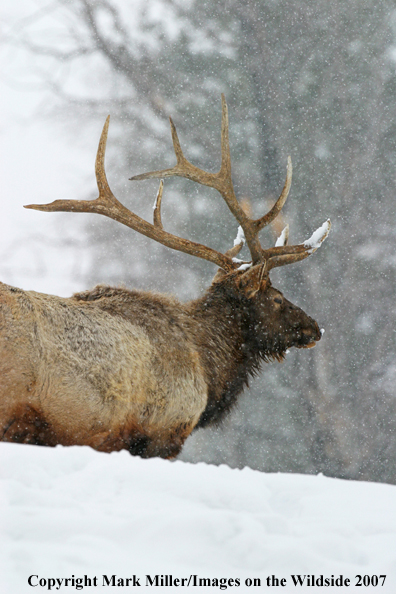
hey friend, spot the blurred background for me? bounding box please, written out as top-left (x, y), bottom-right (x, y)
top-left (1, 0), bottom-right (396, 484)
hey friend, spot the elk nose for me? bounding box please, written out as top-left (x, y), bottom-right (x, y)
top-left (311, 320), bottom-right (321, 342)
top-left (302, 320), bottom-right (321, 342)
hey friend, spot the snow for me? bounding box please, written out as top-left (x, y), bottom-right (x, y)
top-left (237, 262), bottom-right (252, 271)
top-left (275, 225), bottom-right (289, 247)
top-left (303, 220), bottom-right (331, 252)
top-left (233, 226), bottom-right (246, 247)
top-left (232, 259), bottom-right (252, 271)
top-left (1, 443), bottom-right (395, 593)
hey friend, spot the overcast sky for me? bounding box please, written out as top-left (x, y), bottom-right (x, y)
top-left (1, 0), bottom-right (94, 296)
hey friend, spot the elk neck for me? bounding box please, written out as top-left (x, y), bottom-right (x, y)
top-left (185, 279), bottom-right (271, 428)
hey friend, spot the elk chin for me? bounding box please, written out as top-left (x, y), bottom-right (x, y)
top-left (297, 341), bottom-right (317, 349)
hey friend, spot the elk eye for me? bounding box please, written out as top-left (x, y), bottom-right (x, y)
top-left (274, 297), bottom-right (282, 304)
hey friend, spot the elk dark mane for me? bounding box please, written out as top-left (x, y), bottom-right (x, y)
top-left (189, 275), bottom-right (287, 428)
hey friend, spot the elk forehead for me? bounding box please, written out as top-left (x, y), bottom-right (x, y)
top-left (254, 283), bottom-right (287, 308)
top-left (265, 285), bottom-right (284, 301)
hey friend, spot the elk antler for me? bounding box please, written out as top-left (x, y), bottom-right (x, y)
top-left (25, 98), bottom-right (330, 274)
top-left (130, 94), bottom-right (330, 270)
top-left (24, 116), bottom-right (237, 272)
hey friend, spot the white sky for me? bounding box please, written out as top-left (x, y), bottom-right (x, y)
top-left (1, 0), bottom-right (93, 296)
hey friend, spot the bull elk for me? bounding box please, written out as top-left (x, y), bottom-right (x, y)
top-left (0, 96), bottom-right (330, 458)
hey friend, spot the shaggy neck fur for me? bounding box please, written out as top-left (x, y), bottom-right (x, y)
top-left (187, 280), bottom-right (284, 428)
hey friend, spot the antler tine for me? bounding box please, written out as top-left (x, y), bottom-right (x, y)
top-left (129, 118), bottom-right (185, 182)
top-left (225, 225), bottom-right (246, 259)
top-left (95, 115), bottom-right (118, 203)
top-left (253, 157), bottom-right (292, 233)
top-left (169, 117), bottom-right (186, 166)
top-left (25, 117), bottom-right (238, 273)
top-left (275, 224), bottom-right (289, 247)
top-left (153, 180), bottom-right (164, 229)
top-left (220, 93), bottom-right (232, 177)
top-left (130, 97), bottom-right (234, 186)
top-left (25, 116), bottom-right (118, 215)
top-left (265, 219), bottom-right (331, 271)
top-left (155, 94), bottom-right (229, 184)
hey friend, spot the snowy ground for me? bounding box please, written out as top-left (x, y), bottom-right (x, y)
top-left (1, 443), bottom-right (395, 593)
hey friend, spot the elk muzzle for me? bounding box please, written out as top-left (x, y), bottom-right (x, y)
top-left (295, 319), bottom-right (321, 349)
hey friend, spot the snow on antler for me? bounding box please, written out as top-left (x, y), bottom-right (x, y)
top-left (303, 219), bottom-right (331, 252)
top-left (275, 225), bottom-right (289, 247)
top-left (234, 225), bottom-right (246, 247)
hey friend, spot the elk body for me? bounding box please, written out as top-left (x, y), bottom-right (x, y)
top-left (0, 96), bottom-right (330, 458)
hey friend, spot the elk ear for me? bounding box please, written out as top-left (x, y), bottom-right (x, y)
top-left (211, 268), bottom-right (227, 284)
top-left (236, 263), bottom-right (268, 299)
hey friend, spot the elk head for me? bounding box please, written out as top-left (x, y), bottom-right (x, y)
top-left (227, 265), bottom-right (321, 355)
